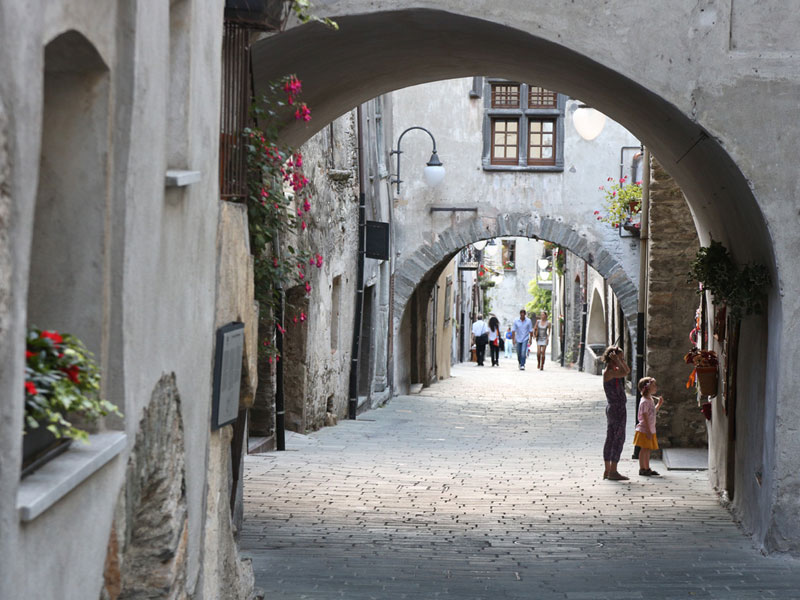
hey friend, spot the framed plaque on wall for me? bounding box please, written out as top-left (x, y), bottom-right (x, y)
top-left (211, 322), bottom-right (245, 430)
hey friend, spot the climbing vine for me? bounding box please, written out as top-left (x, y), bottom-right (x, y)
top-left (243, 75), bottom-right (322, 361)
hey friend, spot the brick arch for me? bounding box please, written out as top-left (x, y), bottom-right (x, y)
top-left (393, 214), bottom-right (638, 337)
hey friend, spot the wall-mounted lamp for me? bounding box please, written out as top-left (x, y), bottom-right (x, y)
top-left (572, 104), bottom-right (607, 141)
top-left (537, 258), bottom-right (551, 271)
top-left (390, 126), bottom-right (445, 193)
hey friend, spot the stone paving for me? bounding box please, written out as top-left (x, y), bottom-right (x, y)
top-left (241, 361), bottom-right (800, 599)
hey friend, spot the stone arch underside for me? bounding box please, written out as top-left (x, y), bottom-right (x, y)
top-left (393, 214), bottom-right (638, 337)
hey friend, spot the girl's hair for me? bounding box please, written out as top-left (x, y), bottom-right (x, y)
top-left (488, 316), bottom-right (500, 331)
top-left (540, 310), bottom-right (548, 318)
top-left (638, 377), bottom-right (655, 394)
top-left (601, 346), bottom-right (621, 363)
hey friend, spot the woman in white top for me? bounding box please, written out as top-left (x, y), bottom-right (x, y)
top-left (534, 311), bottom-right (551, 370)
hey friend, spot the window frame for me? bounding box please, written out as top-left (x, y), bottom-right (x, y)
top-left (482, 78), bottom-right (565, 172)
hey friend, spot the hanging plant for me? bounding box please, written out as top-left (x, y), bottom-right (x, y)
top-left (594, 176), bottom-right (642, 230)
top-left (687, 238), bottom-right (770, 318)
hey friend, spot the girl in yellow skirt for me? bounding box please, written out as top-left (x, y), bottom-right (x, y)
top-left (634, 377), bottom-right (664, 476)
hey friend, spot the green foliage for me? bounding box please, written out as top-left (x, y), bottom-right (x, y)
top-left (525, 280), bottom-right (552, 316)
top-left (24, 328), bottom-right (121, 441)
top-left (290, 0), bottom-right (339, 29)
top-left (596, 176), bottom-right (642, 228)
top-left (687, 238), bottom-right (771, 317)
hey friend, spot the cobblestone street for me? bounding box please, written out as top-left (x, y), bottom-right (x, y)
top-left (242, 361), bottom-right (800, 599)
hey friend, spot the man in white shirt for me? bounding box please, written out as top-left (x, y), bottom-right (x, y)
top-left (471, 313), bottom-right (489, 366)
top-left (512, 309), bottom-right (534, 370)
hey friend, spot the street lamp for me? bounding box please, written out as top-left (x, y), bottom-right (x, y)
top-left (572, 104), bottom-right (607, 141)
top-left (390, 126), bottom-right (445, 193)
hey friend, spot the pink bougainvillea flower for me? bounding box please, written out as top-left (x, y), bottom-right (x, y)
top-left (301, 221), bottom-right (307, 231)
top-left (40, 330), bottom-right (63, 344)
top-left (293, 316), bottom-right (298, 324)
top-left (274, 203), bottom-right (280, 209)
top-left (305, 282), bottom-right (312, 293)
top-left (267, 356), bottom-right (273, 364)
top-left (261, 188), bottom-right (268, 198)
top-left (309, 257), bottom-right (315, 266)
top-left (276, 324), bottom-right (286, 335)
top-left (294, 153), bottom-right (303, 168)
top-left (299, 272), bottom-right (305, 280)
top-left (593, 210), bottom-right (600, 215)
top-left (303, 200), bottom-right (311, 212)
top-left (25, 381), bottom-right (37, 395)
top-left (315, 254), bottom-right (323, 268)
top-left (297, 209), bottom-right (303, 217)
top-left (300, 312), bottom-right (307, 322)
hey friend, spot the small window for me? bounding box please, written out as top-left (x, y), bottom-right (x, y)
top-left (491, 83), bottom-right (520, 108)
top-left (491, 118), bottom-right (519, 165)
top-left (528, 119), bottom-right (556, 166)
top-left (502, 240), bottom-right (516, 270)
top-left (528, 86), bottom-right (557, 109)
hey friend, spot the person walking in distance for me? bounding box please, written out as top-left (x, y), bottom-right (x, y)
top-left (602, 346), bottom-right (631, 480)
top-left (471, 313), bottom-right (489, 367)
top-left (511, 309), bottom-right (534, 371)
top-left (534, 311), bottom-right (551, 370)
top-left (504, 326), bottom-right (514, 359)
top-left (487, 315), bottom-right (502, 366)
top-left (634, 377), bottom-right (664, 477)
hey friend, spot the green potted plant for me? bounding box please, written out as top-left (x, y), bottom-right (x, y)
top-left (687, 238), bottom-right (771, 318)
top-left (594, 176), bottom-right (642, 231)
top-left (23, 327), bottom-right (121, 476)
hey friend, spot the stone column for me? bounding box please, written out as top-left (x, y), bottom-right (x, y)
top-left (646, 160), bottom-right (705, 447)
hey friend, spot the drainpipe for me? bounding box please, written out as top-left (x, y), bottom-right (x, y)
top-left (578, 262), bottom-right (588, 371)
top-left (634, 146), bottom-right (651, 441)
top-left (348, 105), bottom-right (366, 420)
top-left (560, 257), bottom-right (567, 367)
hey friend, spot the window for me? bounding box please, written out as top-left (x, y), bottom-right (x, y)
top-left (483, 79), bottom-right (565, 172)
top-left (491, 83), bottom-right (520, 108)
top-left (502, 240), bottom-right (516, 270)
top-left (528, 119), bottom-right (556, 165)
top-left (491, 119), bottom-right (519, 165)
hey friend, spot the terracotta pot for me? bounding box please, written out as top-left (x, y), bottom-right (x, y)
top-left (696, 366), bottom-right (718, 397)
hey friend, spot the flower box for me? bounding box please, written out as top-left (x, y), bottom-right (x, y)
top-left (21, 425), bottom-right (72, 478)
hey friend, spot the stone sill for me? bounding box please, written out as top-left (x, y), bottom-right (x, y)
top-left (482, 163), bottom-right (564, 173)
top-left (17, 431), bottom-right (127, 522)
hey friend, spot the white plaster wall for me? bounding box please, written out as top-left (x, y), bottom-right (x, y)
top-left (0, 0), bottom-right (226, 597)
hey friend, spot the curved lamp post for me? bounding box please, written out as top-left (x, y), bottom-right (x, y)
top-left (390, 126), bottom-right (445, 193)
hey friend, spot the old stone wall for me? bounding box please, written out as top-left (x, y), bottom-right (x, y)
top-left (646, 160), bottom-right (704, 447)
top-left (283, 110), bottom-right (360, 431)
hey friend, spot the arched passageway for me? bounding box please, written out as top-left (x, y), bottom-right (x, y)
top-left (251, 6), bottom-right (796, 552)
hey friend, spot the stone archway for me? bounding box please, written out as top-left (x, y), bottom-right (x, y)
top-left (250, 4), bottom-right (800, 553)
top-left (393, 214), bottom-right (638, 336)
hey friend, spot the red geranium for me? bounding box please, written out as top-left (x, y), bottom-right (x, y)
top-left (40, 330), bottom-right (63, 344)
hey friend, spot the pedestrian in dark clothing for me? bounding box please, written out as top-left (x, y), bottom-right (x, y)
top-left (488, 316), bottom-right (501, 366)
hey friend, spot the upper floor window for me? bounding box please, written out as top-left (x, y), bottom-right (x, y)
top-left (482, 79), bottom-right (565, 172)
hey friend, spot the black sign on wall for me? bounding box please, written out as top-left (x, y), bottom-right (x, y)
top-left (211, 322), bottom-right (245, 430)
top-left (365, 220), bottom-right (390, 260)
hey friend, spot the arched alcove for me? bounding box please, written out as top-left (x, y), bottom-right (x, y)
top-left (587, 288), bottom-right (606, 346)
top-left (28, 30), bottom-right (111, 359)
